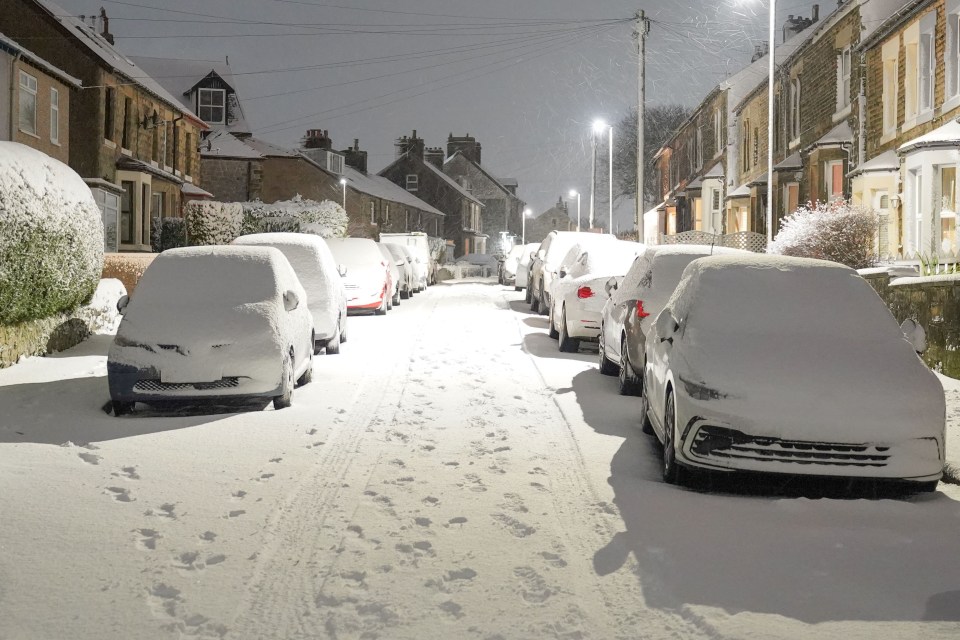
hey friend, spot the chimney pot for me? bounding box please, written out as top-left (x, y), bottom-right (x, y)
top-left (812, 4), bottom-right (819, 21)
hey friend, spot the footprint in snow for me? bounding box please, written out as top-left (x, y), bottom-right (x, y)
top-left (422, 496), bottom-right (440, 506)
top-left (414, 517), bottom-right (432, 527)
top-left (439, 600), bottom-right (465, 619)
top-left (540, 551), bottom-right (567, 568)
top-left (445, 568), bottom-right (477, 581)
top-left (106, 486), bottom-right (134, 502)
top-left (112, 466), bottom-right (140, 480)
top-left (136, 528), bottom-right (160, 550)
top-left (78, 452), bottom-right (101, 465)
top-left (513, 566), bottom-right (554, 603)
top-left (199, 531), bottom-right (217, 542)
top-left (227, 510), bottom-right (246, 518)
top-left (231, 490), bottom-right (246, 500)
top-left (269, 457), bottom-right (282, 463)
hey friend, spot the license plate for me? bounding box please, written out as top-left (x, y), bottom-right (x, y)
top-left (161, 368), bottom-right (221, 384)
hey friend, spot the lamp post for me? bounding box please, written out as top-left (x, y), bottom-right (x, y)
top-left (765, 0), bottom-right (775, 244)
top-left (522, 207), bottom-right (531, 244)
top-left (591, 119), bottom-right (607, 230)
top-left (592, 119), bottom-right (613, 234)
top-left (607, 124), bottom-right (614, 235)
top-left (568, 189), bottom-right (581, 231)
top-left (339, 177), bottom-right (348, 209)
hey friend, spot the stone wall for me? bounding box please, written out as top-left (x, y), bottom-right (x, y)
top-left (862, 272), bottom-right (960, 378)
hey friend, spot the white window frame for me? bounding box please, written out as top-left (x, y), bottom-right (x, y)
top-left (713, 108), bottom-right (723, 154)
top-left (197, 88), bottom-right (226, 125)
top-left (405, 174), bottom-right (418, 192)
top-left (369, 201), bottom-right (376, 225)
top-left (919, 32), bottom-right (935, 116)
top-left (18, 70), bottom-right (37, 135)
top-left (50, 87), bottom-right (59, 144)
top-left (385, 204), bottom-right (390, 223)
top-left (789, 77), bottom-right (801, 145)
top-left (947, 2), bottom-right (960, 107)
top-left (882, 39), bottom-right (899, 139)
top-left (836, 46), bottom-right (852, 112)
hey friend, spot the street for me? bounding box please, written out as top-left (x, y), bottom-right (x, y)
top-left (2, 279), bottom-right (960, 640)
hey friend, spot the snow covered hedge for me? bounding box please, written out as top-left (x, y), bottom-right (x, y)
top-left (150, 216), bottom-right (186, 252)
top-left (184, 201), bottom-right (243, 246)
top-left (768, 199), bottom-right (879, 269)
top-left (0, 142), bottom-right (104, 325)
top-left (184, 197), bottom-right (348, 246)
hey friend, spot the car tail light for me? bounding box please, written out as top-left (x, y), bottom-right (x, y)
top-left (636, 300), bottom-right (650, 318)
top-left (577, 286), bottom-right (594, 299)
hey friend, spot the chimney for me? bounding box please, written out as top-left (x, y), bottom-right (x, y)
top-left (99, 7), bottom-right (114, 45)
top-left (302, 128), bottom-right (332, 150)
top-left (812, 4), bottom-right (819, 22)
top-left (424, 147), bottom-right (444, 168)
top-left (341, 138), bottom-right (367, 173)
top-left (447, 132), bottom-right (482, 164)
top-left (395, 130), bottom-right (425, 160)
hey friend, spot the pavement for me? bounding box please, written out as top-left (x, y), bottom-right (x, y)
top-left (939, 373), bottom-right (960, 484)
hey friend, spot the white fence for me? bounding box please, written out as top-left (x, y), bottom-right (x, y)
top-left (659, 230), bottom-right (767, 253)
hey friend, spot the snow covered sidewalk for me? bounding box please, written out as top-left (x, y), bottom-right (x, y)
top-left (939, 372), bottom-right (960, 481)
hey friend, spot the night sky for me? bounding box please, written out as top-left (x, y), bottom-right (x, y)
top-left (54, 0), bottom-right (824, 229)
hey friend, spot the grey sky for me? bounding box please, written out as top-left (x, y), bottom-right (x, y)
top-left (54, 0), bottom-right (823, 229)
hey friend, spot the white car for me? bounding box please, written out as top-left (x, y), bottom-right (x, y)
top-left (528, 231), bottom-right (617, 315)
top-left (377, 242), bottom-right (402, 308)
top-left (234, 233), bottom-right (347, 354)
top-left (548, 239), bottom-right (643, 352)
top-left (514, 242), bottom-right (539, 291)
top-left (326, 238), bottom-right (392, 315)
top-left (379, 232), bottom-right (432, 290)
top-left (107, 246), bottom-right (315, 414)
top-left (599, 245), bottom-right (744, 395)
top-left (500, 244), bottom-right (527, 286)
top-left (383, 243), bottom-right (416, 299)
top-left (641, 254), bottom-right (945, 491)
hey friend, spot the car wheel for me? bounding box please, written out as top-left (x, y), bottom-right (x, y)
top-left (112, 400), bottom-right (134, 416)
top-left (326, 323), bottom-right (341, 355)
top-left (558, 307), bottom-right (580, 353)
top-left (392, 287), bottom-right (401, 306)
top-left (638, 377), bottom-right (654, 434)
top-left (598, 328), bottom-right (618, 376)
top-left (274, 356), bottom-right (294, 410)
top-left (538, 293), bottom-right (549, 316)
top-left (662, 390), bottom-right (685, 485)
top-left (548, 304), bottom-right (559, 339)
top-left (525, 285), bottom-right (532, 303)
top-left (297, 348), bottom-right (314, 386)
top-left (618, 338), bottom-right (641, 396)
top-left (375, 294), bottom-right (388, 316)
top-left (400, 288), bottom-right (410, 300)
top-left (531, 291), bottom-right (540, 313)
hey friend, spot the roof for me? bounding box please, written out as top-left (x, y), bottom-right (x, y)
top-left (31, 0), bottom-right (205, 128)
top-left (129, 56), bottom-right (251, 135)
top-left (342, 166), bottom-right (445, 217)
top-left (181, 182), bottom-right (213, 198)
top-left (805, 121), bottom-right (853, 152)
top-left (857, 0), bottom-right (931, 53)
top-left (200, 130), bottom-right (264, 159)
top-left (444, 151), bottom-right (523, 203)
top-left (747, 172), bottom-right (768, 187)
top-left (381, 152), bottom-right (484, 206)
top-left (116, 156), bottom-right (183, 184)
top-left (849, 149), bottom-right (899, 176)
top-left (0, 31), bottom-right (81, 87)
top-left (499, 177), bottom-right (519, 188)
top-left (726, 184), bottom-right (751, 199)
top-left (774, 152), bottom-right (803, 171)
top-left (898, 120), bottom-right (960, 154)
top-left (702, 162), bottom-right (724, 178)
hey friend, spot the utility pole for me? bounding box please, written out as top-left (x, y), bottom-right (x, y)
top-left (635, 10), bottom-right (650, 241)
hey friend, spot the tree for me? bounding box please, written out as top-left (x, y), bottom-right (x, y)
top-left (611, 104), bottom-right (692, 210)
top-left (767, 199), bottom-right (879, 269)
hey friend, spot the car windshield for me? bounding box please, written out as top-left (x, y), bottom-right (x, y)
top-left (133, 251), bottom-right (278, 309)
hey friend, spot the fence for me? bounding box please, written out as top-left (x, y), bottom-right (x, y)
top-left (659, 230), bottom-right (767, 253)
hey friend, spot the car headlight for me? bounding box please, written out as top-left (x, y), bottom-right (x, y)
top-left (678, 375), bottom-right (730, 401)
top-left (113, 334), bottom-right (155, 352)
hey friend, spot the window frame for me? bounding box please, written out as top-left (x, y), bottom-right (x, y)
top-left (882, 43), bottom-right (899, 138)
top-left (789, 77), bottom-right (801, 143)
top-left (18, 70), bottom-right (38, 135)
top-left (825, 160), bottom-right (845, 201)
top-left (49, 87), bottom-right (59, 144)
top-left (405, 174), bottom-right (419, 192)
top-left (836, 46), bottom-right (852, 112)
top-left (197, 87), bottom-right (226, 125)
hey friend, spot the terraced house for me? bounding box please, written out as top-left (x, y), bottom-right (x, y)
top-left (0, 0), bottom-right (207, 253)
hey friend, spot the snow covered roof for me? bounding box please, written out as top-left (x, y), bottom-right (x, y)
top-left (244, 137), bottom-right (301, 158)
top-left (686, 177), bottom-right (704, 189)
top-left (849, 150), bottom-right (899, 176)
top-left (342, 166), bottom-right (445, 217)
top-left (898, 120), bottom-right (960, 155)
top-left (443, 151), bottom-right (521, 202)
top-left (0, 31), bottom-right (81, 87)
top-left (129, 56), bottom-right (251, 135)
top-left (702, 161), bottom-right (723, 178)
top-left (500, 177), bottom-right (519, 188)
top-left (383, 152), bottom-right (484, 206)
top-left (747, 172), bottom-right (768, 187)
top-left (857, 0), bottom-right (932, 52)
top-left (116, 156), bottom-right (183, 185)
top-left (200, 130), bottom-right (264, 160)
top-left (181, 182), bottom-right (213, 198)
top-left (775, 152), bottom-right (802, 171)
top-left (31, 0), bottom-right (204, 129)
top-left (806, 121), bottom-right (853, 151)
top-left (726, 183), bottom-right (751, 199)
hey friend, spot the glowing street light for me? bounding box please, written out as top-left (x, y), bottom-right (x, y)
top-left (339, 177), bottom-right (348, 209)
top-left (568, 189), bottom-right (581, 232)
top-left (522, 207), bottom-right (532, 244)
top-left (591, 119), bottom-right (613, 233)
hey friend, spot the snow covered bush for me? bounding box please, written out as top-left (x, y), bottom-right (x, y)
top-left (150, 216), bottom-right (186, 252)
top-left (768, 199), bottom-right (879, 269)
top-left (239, 196), bottom-right (348, 238)
top-left (185, 201), bottom-right (242, 246)
top-left (0, 142), bottom-right (104, 325)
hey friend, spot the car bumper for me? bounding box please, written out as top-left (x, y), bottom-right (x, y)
top-left (346, 290), bottom-right (386, 310)
top-left (564, 307), bottom-right (601, 340)
top-left (108, 362), bottom-right (283, 405)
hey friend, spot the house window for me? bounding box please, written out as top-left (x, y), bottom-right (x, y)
top-left (784, 182), bottom-right (799, 216)
top-left (825, 161), bottom-right (844, 200)
top-left (912, 168), bottom-right (924, 253)
top-left (120, 181), bottom-right (135, 244)
top-left (165, 121), bottom-right (174, 168)
top-left (94, 189), bottom-right (121, 253)
top-left (882, 44), bottom-right (899, 136)
top-left (151, 124), bottom-right (159, 163)
top-left (369, 201), bottom-right (376, 225)
top-left (405, 174), bottom-right (418, 192)
top-left (48, 87), bottom-right (59, 143)
top-left (18, 71), bottom-right (37, 135)
top-left (151, 192), bottom-right (165, 219)
top-left (789, 77), bottom-right (801, 141)
top-left (385, 204), bottom-right (390, 222)
top-left (940, 166), bottom-right (958, 254)
top-left (121, 97), bottom-right (133, 149)
top-left (185, 132), bottom-right (193, 176)
top-left (693, 198), bottom-right (703, 230)
top-left (949, 10), bottom-right (960, 100)
top-left (695, 127), bottom-right (703, 170)
top-left (741, 119), bottom-right (751, 172)
top-left (837, 47), bottom-right (852, 111)
top-left (104, 87), bottom-right (116, 142)
top-left (197, 88), bottom-right (226, 125)
top-left (405, 210), bottom-right (410, 230)
top-left (919, 32), bottom-right (935, 114)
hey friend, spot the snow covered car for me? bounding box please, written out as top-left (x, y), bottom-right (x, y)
top-left (326, 238), bottom-right (391, 314)
top-left (514, 242), bottom-right (539, 291)
top-left (382, 242), bottom-right (416, 299)
top-left (107, 246), bottom-right (315, 415)
top-left (528, 231), bottom-right (617, 315)
top-left (377, 242), bottom-right (401, 308)
top-left (547, 239), bottom-right (643, 353)
top-left (641, 254), bottom-right (945, 491)
top-left (379, 232), bottom-right (432, 290)
top-left (500, 244), bottom-right (527, 286)
top-left (600, 245), bottom-right (744, 395)
top-left (233, 233), bottom-right (347, 355)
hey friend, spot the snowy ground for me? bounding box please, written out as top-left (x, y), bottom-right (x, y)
top-left (2, 279), bottom-right (960, 640)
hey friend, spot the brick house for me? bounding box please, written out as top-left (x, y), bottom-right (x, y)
top-left (0, 0), bottom-right (208, 253)
top-left (0, 32), bottom-right (79, 164)
top-left (441, 133), bottom-right (526, 254)
top-left (379, 131), bottom-right (485, 257)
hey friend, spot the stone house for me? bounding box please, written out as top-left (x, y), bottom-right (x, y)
top-left (441, 133), bottom-right (525, 254)
top-left (379, 131), bottom-right (485, 258)
top-left (0, 0), bottom-right (208, 253)
top-left (0, 32), bottom-right (79, 164)
top-left (523, 196), bottom-right (576, 246)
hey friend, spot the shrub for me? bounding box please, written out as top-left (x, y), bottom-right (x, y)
top-left (239, 196), bottom-right (348, 238)
top-left (0, 142), bottom-right (104, 325)
top-left (185, 201), bottom-right (243, 245)
top-left (150, 216), bottom-right (186, 252)
top-left (768, 199), bottom-right (879, 269)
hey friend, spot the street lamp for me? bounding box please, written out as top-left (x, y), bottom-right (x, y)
top-left (590, 119), bottom-right (607, 230)
top-left (766, 0), bottom-right (775, 245)
top-left (592, 119), bottom-right (613, 234)
top-left (522, 207), bottom-right (532, 244)
top-left (568, 189), bottom-right (581, 232)
top-left (339, 177), bottom-right (348, 209)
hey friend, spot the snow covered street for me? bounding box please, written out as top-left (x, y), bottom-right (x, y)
top-left (3, 279), bottom-right (960, 640)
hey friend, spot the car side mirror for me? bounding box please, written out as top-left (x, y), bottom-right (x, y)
top-left (283, 290), bottom-right (300, 312)
top-left (338, 264), bottom-right (347, 277)
top-left (656, 310), bottom-right (679, 345)
top-left (604, 277), bottom-right (618, 296)
top-left (116, 294), bottom-right (129, 315)
top-left (901, 318), bottom-right (927, 354)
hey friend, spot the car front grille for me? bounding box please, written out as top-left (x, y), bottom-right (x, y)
top-left (134, 378), bottom-right (240, 392)
top-left (690, 425), bottom-right (890, 467)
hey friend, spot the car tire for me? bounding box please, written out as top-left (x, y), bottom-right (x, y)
top-left (598, 329), bottom-right (618, 376)
top-left (274, 357), bottom-right (294, 410)
top-left (112, 400), bottom-right (134, 416)
top-left (326, 323), bottom-right (341, 355)
top-left (548, 304), bottom-right (559, 339)
top-left (618, 338), bottom-right (642, 396)
top-left (531, 291), bottom-right (540, 313)
top-left (375, 294), bottom-right (388, 316)
top-left (525, 285), bottom-right (532, 303)
top-left (297, 349), bottom-right (314, 386)
top-left (638, 376), bottom-right (654, 435)
top-left (538, 294), bottom-right (549, 316)
top-left (558, 307), bottom-right (580, 353)
top-left (662, 391), bottom-right (685, 485)
top-left (400, 288), bottom-right (410, 300)
top-left (392, 288), bottom-right (401, 306)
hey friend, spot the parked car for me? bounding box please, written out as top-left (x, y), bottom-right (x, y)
top-left (528, 231), bottom-right (617, 315)
top-left (641, 253), bottom-right (945, 491)
top-left (326, 237), bottom-right (391, 315)
top-left (383, 243), bottom-right (416, 299)
top-left (377, 242), bottom-right (401, 308)
top-left (548, 239), bottom-right (643, 352)
top-left (107, 246), bottom-right (315, 415)
top-left (234, 233), bottom-right (347, 354)
top-left (514, 242), bottom-right (539, 292)
top-left (500, 244), bottom-right (527, 287)
top-left (600, 245), bottom-right (744, 395)
top-left (379, 232), bottom-right (433, 289)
